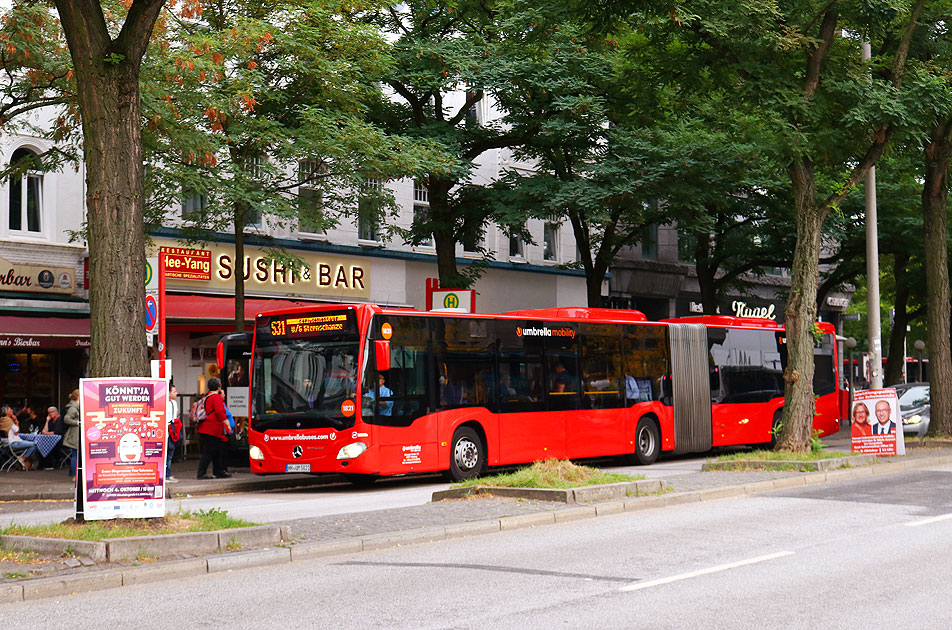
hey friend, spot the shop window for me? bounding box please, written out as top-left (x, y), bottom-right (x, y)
top-left (298, 160), bottom-right (327, 235)
top-left (462, 228), bottom-right (486, 255)
top-left (357, 179), bottom-right (382, 243)
top-left (8, 148), bottom-right (43, 235)
top-left (543, 222), bottom-right (559, 261)
top-left (641, 223), bottom-right (659, 260)
top-left (181, 190), bottom-right (208, 221)
top-left (413, 181), bottom-right (434, 248)
top-left (508, 225), bottom-right (525, 259)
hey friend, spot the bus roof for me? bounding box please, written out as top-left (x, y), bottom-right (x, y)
top-left (503, 307), bottom-right (647, 323)
top-left (663, 315), bottom-right (836, 334)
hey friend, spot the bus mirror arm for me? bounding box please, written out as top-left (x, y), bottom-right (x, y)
top-left (375, 340), bottom-right (391, 372)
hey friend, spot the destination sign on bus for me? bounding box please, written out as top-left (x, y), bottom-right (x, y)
top-left (264, 311), bottom-right (357, 339)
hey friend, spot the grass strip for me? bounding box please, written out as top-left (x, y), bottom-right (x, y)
top-left (0, 508), bottom-right (255, 541)
top-left (454, 459), bottom-right (642, 489)
top-left (715, 449), bottom-right (858, 462)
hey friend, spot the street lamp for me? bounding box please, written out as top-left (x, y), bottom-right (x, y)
top-left (914, 339), bottom-right (925, 383)
top-left (846, 337), bottom-right (857, 393)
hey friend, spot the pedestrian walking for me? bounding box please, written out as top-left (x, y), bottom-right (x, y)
top-left (62, 389), bottom-right (81, 481)
top-left (195, 377), bottom-right (232, 479)
top-left (166, 385), bottom-right (180, 483)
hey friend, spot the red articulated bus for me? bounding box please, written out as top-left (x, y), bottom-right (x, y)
top-left (219, 304), bottom-right (841, 482)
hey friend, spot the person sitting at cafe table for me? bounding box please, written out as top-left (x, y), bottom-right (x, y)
top-left (16, 405), bottom-right (40, 433)
top-left (41, 406), bottom-right (63, 435)
top-left (1, 404), bottom-right (39, 469)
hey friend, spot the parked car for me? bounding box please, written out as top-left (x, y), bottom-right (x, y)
top-left (894, 383), bottom-right (930, 438)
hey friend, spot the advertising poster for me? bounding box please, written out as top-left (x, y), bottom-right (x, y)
top-left (850, 388), bottom-right (905, 456)
top-left (79, 378), bottom-right (168, 520)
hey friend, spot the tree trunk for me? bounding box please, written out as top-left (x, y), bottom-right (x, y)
top-left (585, 270), bottom-right (604, 307)
top-left (429, 179), bottom-right (463, 287)
top-left (694, 233), bottom-right (719, 314)
top-left (776, 161), bottom-right (824, 452)
top-left (922, 127), bottom-right (952, 436)
top-left (54, 0), bottom-right (164, 378)
top-left (233, 203), bottom-right (247, 331)
top-left (884, 251), bottom-right (911, 386)
top-left (83, 67), bottom-right (147, 377)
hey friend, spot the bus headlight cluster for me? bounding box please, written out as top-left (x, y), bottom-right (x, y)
top-left (903, 414), bottom-right (922, 425)
top-left (249, 445), bottom-right (265, 461)
top-left (337, 442), bottom-right (367, 460)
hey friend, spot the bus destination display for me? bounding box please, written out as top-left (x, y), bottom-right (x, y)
top-left (266, 311), bottom-right (356, 338)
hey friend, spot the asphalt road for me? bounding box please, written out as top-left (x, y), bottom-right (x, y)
top-left (5, 463), bottom-right (951, 628)
top-left (0, 454), bottom-right (705, 527)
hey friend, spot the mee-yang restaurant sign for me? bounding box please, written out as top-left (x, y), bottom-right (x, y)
top-left (153, 239), bottom-right (370, 299)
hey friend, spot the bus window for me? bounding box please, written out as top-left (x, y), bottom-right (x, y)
top-left (496, 320), bottom-right (544, 413)
top-left (812, 333), bottom-right (836, 396)
top-left (708, 328), bottom-right (784, 403)
top-left (623, 324), bottom-right (670, 405)
top-left (363, 315), bottom-right (431, 427)
top-left (544, 322), bottom-right (579, 411)
top-left (434, 317), bottom-right (494, 410)
top-left (579, 323), bottom-right (624, 409)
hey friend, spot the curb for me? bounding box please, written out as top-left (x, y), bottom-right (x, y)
top-left (5, 452), bottom-right (952, 602)
top-left (2, 525), bottom-right (283, 563)
top-left (701, 454), bottom-right (876, 472)
top-left (0, 473), bottom-right (351, 503)
top-left (431, 479), bottom-right (665, 503)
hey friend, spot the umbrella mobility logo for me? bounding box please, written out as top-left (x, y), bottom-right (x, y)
top-left (515, 325), bottom-right (575, 339)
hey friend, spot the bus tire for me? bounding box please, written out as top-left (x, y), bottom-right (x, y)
top-left (448, 426), bottom-right (485, 481)
top-left (632, 417), bottom-right (660, 465)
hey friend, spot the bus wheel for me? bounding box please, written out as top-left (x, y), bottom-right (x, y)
top-left (448, 427), bottom-right (485, 481)
top-left (632, 417), bottom-right (659, 465)
top-left (345, 473), bottom-right (377, 488)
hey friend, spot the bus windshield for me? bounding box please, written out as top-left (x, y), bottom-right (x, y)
top-left (251, 311), bottom-right (360, 432)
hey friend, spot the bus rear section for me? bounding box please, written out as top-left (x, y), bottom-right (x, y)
top-left (670, 316), bottom-right (842, 443)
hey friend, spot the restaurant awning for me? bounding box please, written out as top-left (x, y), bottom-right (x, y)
top-left (0, 315), bottom-right (90, 350)
top-left (164, 294), bottom-right (324, 322)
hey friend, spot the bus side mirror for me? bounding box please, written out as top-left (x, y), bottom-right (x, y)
top-left (216, 341), bottom-right (225, 372)
top-left (375, 340), bottom-right (391, 372)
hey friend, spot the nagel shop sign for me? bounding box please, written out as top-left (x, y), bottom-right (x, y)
top-left (0, 255), bottom-right (75, 294)
top-left (152, 239), bottom-right (370, 299)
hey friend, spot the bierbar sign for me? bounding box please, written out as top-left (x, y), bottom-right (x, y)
top-left (0, 255), bottom-right (75, 295)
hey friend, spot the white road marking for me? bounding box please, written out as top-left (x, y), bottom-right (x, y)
top-left (619, 551), bottom-right (795, 592)
top-left (905, 512), bottom-right (952, 528)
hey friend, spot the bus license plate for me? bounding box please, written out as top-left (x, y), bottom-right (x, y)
top-left (286, 464), bottom-right (310, 473)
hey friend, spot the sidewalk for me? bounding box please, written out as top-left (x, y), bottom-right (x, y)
top-left (3, 432), bottom-right (952, 602)
top-left (0, 459), bottom-right (345, 502)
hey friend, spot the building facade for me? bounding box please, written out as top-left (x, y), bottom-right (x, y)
top-left (0, 131), bottom-right (89, 414)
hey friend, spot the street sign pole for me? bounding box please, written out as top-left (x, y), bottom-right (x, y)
top-left (158, 251), bottom-right (167, 365)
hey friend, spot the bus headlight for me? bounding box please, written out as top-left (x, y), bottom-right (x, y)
top-left (337, 442), bottom-right (367, 460)
top-left (903, 414), bottom-right (922, 425)
top-left (249, 445), bottom-right (265, 461)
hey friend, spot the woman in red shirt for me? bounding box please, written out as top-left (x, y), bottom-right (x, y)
top-left (196, 377), bottom-right (232, 479)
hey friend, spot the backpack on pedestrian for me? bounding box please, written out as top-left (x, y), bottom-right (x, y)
top-left (168, 416), bottom-right (184, 442)
top-left (189, 394), bottom-right (208, 426)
